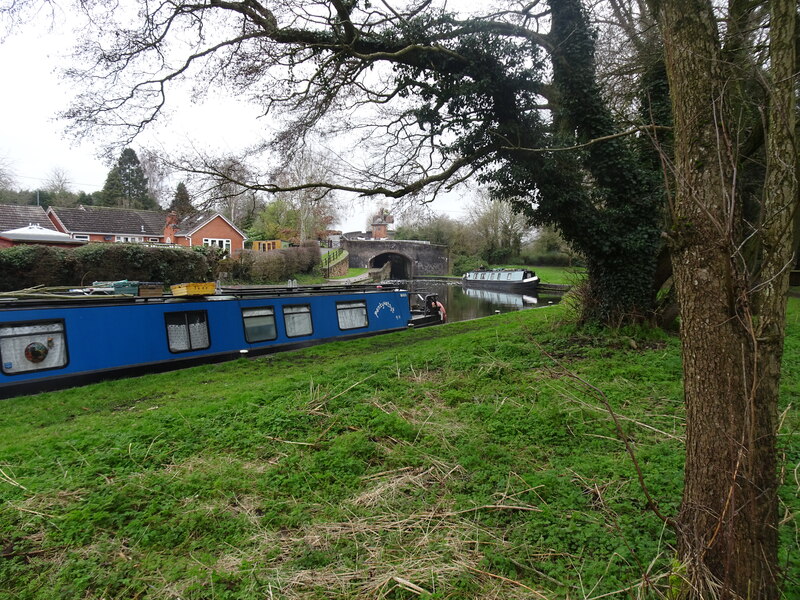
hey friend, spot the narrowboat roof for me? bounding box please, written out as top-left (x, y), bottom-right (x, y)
top-left (464, 268), bottom-right (529, 274)
top-left (0, 284), bottom-right (407, 310)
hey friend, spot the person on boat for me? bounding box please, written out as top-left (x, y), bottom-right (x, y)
top-left (424, 294), bottom-right (446, 322)
top-left (432, 298), bottom-right (447, 323)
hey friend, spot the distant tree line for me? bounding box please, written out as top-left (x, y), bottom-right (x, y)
top-left (0, 148), bottom-right (161, 210)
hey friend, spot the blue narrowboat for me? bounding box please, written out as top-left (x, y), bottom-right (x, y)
top-left (0, 285), bottom-right (442, 399)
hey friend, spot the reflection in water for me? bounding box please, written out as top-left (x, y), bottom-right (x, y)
top-left (388, 279), bottom-right (561, 324)
top-left (462, 287), bottom-right (539, 307)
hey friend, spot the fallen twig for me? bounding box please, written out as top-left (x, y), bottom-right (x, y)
top-left (310, 373), bottom-right (376, 412)
top-left (435, 503), bottom-right (541, 517)
top-left (0, 466), bottom-right (27, 491)
top-left (264, 436), bottom-right (316, 447)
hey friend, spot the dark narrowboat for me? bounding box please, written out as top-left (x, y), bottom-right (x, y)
top-left (462, 268), bottom-right (540, 294)
top-left (0, 285), bottom-right (443, 399)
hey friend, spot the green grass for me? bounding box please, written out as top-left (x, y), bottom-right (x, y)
top-left (1, 302), bottom-right (797, 599)
top-left (289, 268), bottom-right (369, 285)
top-left (320, 249), bottom-right (346, 268)
top-left (530, 265), bottom-right (584, 285)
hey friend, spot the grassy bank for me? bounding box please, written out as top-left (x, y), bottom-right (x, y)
top-left (1, 302), bottom-right (798, 599)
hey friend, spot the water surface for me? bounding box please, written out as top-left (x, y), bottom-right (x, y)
top-left (388, 279), bottom-right (562, 323)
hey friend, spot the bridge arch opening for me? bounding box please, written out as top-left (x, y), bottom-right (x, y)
top-left (369, 252), bottom-right (413, 279)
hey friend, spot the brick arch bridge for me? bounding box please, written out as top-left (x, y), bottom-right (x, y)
top-left (342, 239), bottom-right (449, 278)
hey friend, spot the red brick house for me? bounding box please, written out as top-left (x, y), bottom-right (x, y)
top-left (163, 211), bottom-right (246, 254)
top-left (45, 206), bottom-right (247, 253)
top-left (47, 205), bottom-right (166, 243)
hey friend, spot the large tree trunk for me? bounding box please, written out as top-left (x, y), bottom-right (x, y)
top-left (655, 0), bottom-right (796, 597)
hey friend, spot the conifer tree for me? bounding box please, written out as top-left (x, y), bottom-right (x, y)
top-left (99, 148), bottom-right (158, 210)
top-left (169, 182), bottom-right (195, 218)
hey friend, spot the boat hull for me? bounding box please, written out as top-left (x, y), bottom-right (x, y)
top-left (0, 286), bottom-right (436, 399)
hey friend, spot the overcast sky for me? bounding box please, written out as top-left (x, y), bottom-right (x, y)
top-left (0, 8), bottom-right (472, 232)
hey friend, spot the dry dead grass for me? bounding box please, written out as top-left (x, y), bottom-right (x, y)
top-left (210, 457), bottom-right (553, 599)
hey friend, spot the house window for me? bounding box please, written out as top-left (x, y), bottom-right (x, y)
top-left (165, 311), bottom-right (210, 353)
top-left (0, 320), bottom-right (68, 374)
top-left (148, 237), bottom-right (160, 242)
top-left (203, 238), bottom-right (231, 251)
top-left (337, 301), bottom-right (368, 330)
top-left (116, 236), bottom-right (144, 243)
top-left (283, 305), bottom-right (313, 338)
top-left (73, 234), bottom-right (90, 241)
top-left (242, 307), bottom-right (277, 343)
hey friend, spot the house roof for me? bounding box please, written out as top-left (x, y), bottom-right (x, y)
top-left (174, 212), bottom-right (247, 239)
top-left (0, 205), bottom-right (58, 232)
top-left (48, 205), bottom-right (165, 236)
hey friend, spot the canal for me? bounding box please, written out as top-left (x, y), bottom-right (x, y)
top-left (388, 279), bottom-right (563, 323)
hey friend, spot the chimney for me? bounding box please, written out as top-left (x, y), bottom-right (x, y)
top-left (164, 211), bottom-right (180, 243)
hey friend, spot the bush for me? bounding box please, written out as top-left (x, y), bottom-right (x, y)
top-left (520, 226), bottom-right (585, 267)
top-left (518, 250), bottom-right (582, 267)
top-left (452, 254), bottom-right (484, 276)
top-left (72, 244), bottom-right (211, 284)
top-left (234, 244), bottom-right (320, 284)
top-left (0, 245), bottom-right (74, 290)
top-left (0, 244), bottom-right (212, 292)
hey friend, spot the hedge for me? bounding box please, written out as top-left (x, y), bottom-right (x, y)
top-left (0, 244), bottom-right (212, 292)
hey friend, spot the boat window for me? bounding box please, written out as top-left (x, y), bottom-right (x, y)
top-left (337, 300), bottom-right (368, 330)
top-left (242, 307), bottom-right (277, 343)
top-left (165, 311), bottom-right (210, 353)
top-left (284, 304), bottom-right (313, 338)
top-left (0, 320), bottom-right (68, 375)
top-left (506, 273), bottom-right (512, 280)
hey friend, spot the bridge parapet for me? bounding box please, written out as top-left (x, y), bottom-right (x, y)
top-left (342, 239), bottom-right (449, 277)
